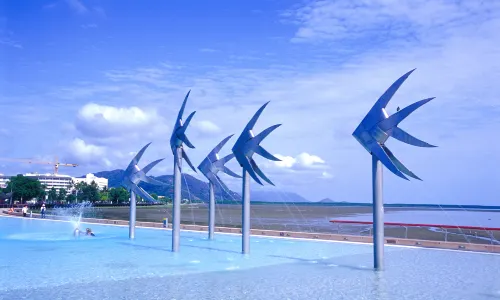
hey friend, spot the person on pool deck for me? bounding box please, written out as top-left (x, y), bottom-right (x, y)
top-left (86, 228), bottom-right (95, 236)
top-left (8, 207), bottom-right (14, 214)
top-left (40, 204), bottom-right (46, 219)
top-left (22, 205), bottom-right (28, 217)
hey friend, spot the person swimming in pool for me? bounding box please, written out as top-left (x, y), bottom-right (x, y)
top-left (73, 227), bottom-right (81, 237)
top-left (73, 227), bottom-right (95, 237)
top-left (85, 228), bottom-right (95, 237)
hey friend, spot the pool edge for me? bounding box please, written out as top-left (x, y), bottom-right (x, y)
top-left (2, 212), bottom-right (499, 255)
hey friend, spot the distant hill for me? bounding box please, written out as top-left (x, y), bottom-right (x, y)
top-left (92, 169), bottom-right (240, 202)
top-left (88, 171), bottom-right (500, 209)
top-left (90, 170), bottom-right (310, 204)
top-left (319, 198), bottom-right (335, 203)
top-left (318, 198), bottom-right (348, 203)
top-left (251, 190), bottom-right (309, 203)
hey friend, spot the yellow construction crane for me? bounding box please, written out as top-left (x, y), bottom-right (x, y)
top-left (0, 156), bottom-right (78, 175)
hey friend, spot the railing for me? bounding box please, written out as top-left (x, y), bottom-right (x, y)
top-left (0, 202), bottom-right (165, 209)
top-left (330, 220), bottom-right (500, 245)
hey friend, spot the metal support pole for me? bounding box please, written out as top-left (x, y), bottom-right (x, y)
top-left (208, 182), bottom-right (215, 240)
top-left (372, 156), bottom-right (384, 271)
top-left (172, 146), bottom-right (182, 252)
top-left (242, 170), bottom-right (250, 254)
top-left (129, 191), bottom-right (136, 239)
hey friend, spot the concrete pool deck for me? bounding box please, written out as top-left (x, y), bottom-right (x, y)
top-left (3, 210), bottom-right (500, 254)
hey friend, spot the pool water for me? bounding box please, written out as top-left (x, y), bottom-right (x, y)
top-left (1, 215), bottom-right (499, 300)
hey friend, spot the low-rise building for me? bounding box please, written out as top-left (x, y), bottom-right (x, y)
top-left (73, 173), bottom-right (108, 190)
top-left (25, 173), bottom-right (75, 192)
top-left (0, 174), bottom-right (10, 189)
top-left (0, 172), bottom-right (108, 192)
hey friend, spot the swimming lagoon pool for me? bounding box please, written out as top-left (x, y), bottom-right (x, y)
top-left (1, 215), bottom-right (500, 299)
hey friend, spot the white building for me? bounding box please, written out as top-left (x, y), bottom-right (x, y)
top-left (0, 173), bottom-right (108, 192)
top-left (25, 173), bottom-right (75, 192)
top-left (73, 173), bottom-right (108, 190)
top-left (0, 174), bottom-right (9, 189)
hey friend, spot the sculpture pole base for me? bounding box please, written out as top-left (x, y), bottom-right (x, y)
top-left (129, 191), bottom-right (136, 239)
top-left (208, 182), bottom-right (215, 240)
top-left (372, 156), bottom-right (384, 271)
top-left (172, 146), bottom-right (182, 252)
top-left (242, 170), bottom-right (250, 254)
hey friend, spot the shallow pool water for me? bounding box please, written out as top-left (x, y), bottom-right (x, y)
top-left (1, 215), bottom-right (499, 300)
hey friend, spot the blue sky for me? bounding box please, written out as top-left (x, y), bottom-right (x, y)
top-left (1, 0), bottom-right (499, 204)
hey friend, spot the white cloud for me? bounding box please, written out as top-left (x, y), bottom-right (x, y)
top-left (63, 0), bottom-right (106, 17)
top-left (274, 153), bottom-right (328, 170)
top-left (43, 2), bottom-right (57, 10)
top-left (75, 103), bottom-right (166, 139)
top-left (103, 158), bottom-right (113, 167)
top-left (62, 138), bottom-right (121, 171)
top-left (274, 155), bottom-right (296, 168)
top-left (93, 6), bottom-right (106, 18)
top-left (0, 38), bottom-right (22, 49)
top-left (0, 28), bottom-right (23, 49)
top-left (67, 138), bottom-right (106, 162)
top-left (200, 48), bottom-right (217, 53)
top-left (193, 120), bottom-right (221, 135)
top-left (321, 171), bottom-right (333, 179)
top-left (81, 23), bottom-right (98, 29)
top-left (65, 0), bottom-right (88, 14)
top-left (0, 128), bottom-right (9, 136)
top-left (284, 0), bottom-right (500, 43)
top-left (79, 103), bottom-right (151, 126)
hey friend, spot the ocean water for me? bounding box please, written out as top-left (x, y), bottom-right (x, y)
top-left (1, 215), bottom-right (500, 300)
top-left (335, 209), bottom-right (500, 228)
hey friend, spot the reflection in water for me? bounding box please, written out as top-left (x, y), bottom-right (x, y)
top-left (372, 271), bottom-right (388, 300)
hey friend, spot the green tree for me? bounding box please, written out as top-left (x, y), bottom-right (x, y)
top-left (48, 187), bottom-right (57, 201)
top-left (75, 182), bottom-right (86, 202)
top-left (57, 188), bottom-right (67, 201)
top-left (108, 187), bottom-right (130, 203)
top-left (151, 193), bottom-right (158, 200)
top-left (66, 194), bottom-right (76, 203)
top-left (74, 182), bottom-right (99, 203)
top-left (158, 196), bottom-right (172, 204)
top-left (39, 184), bottom-right (47, 201)
top-left (87, 181), bottom-right (100, 202)
top-left (100, 186), bottom-right (109, 201)
top-left (3, 175), bottom-right (44, 203)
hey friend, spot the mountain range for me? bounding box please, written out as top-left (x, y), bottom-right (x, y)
top-left (90, 170), bottom-right (311, 203)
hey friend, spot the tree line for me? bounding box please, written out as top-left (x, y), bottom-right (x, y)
top-left (2, 174), bottom-right (170, 204)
